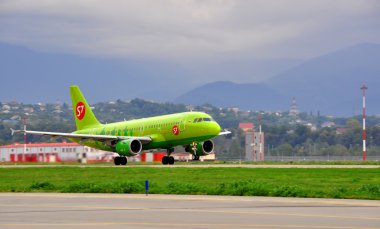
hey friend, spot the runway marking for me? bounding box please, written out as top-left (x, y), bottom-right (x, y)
top-left (0, 222), bottom-right (378, 229)
top-left (152, 208), bottom-right (380, 221)
top-left (1, 203), bottom-right (379, 221)
top-left (1, 193), bottom-right (379, 207)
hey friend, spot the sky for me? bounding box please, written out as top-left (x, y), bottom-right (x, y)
top-left (0, 0), bottom-right (379, 92)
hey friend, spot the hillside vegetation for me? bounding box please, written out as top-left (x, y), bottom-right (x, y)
top-left (1, 99), bottom-right (380, 159)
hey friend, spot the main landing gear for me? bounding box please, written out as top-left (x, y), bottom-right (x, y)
top-left (162, 148), bottom-right (175, 165)
top-left (114, 156), bottom-right (127, 166)
top-left (162, 156), bottom-right (174, 165)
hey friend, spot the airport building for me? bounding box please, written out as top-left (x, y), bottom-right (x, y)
top-left (0, 142), bottom-right (114, 163)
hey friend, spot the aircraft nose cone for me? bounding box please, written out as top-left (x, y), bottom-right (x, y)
top-left (212, 122), bottom-right (222, 136)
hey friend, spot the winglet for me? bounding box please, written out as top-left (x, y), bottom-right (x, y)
top-left (10, 128), bottom-right (25, 136)
top-left (10, 128), bottom-right (15, 136)
top-left (11, 128), bottom-right (26, 136)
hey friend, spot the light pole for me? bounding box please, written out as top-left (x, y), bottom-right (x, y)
top-left (361, 84), bottom-right (368, 161)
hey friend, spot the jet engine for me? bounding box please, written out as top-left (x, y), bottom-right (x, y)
top-left (185, 140), bottom-right (214, 156)
top-left (115, 139), bottom-right (142, 156)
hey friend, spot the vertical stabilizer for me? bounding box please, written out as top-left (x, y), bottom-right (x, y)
top-left (69, 86), bottom-right (101, 130)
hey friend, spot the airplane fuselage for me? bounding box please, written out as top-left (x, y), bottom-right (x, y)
top-left (71, 111), bottom-right (221, 154)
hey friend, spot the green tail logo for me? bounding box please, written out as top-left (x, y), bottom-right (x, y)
top-left (70, 86), bottom-right (102, 130)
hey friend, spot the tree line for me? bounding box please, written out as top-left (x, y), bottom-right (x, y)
top-left (1, 100), bottom-right (380, 158)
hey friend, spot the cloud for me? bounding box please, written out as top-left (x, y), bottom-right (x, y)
top-left (0, 0), bottom-right (379, 61)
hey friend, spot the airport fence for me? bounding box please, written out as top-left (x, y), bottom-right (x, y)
top-left (216, 155), bottom-right (380, 162)
top-left (264, 155), bottom-right (380, 162)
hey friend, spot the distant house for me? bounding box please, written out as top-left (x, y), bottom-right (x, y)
top-left (227, 107), bottom-right (240, 114)
top-left (2, 104), bottom-right (11, 111)
top-left (321, 121), bottom-right (336, 128)
top-left (336, 128), bottom-right (347, 135)
top-left (239, 122), bottom-right (254, 132)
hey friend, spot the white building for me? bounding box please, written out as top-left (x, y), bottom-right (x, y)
top-left (0, 142), bottom-right (113, 163)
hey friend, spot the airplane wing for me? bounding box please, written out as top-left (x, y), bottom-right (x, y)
top-left (219, 130), bottom-right (231, 135)
top-left (10, 128), bottom-right (152, 144)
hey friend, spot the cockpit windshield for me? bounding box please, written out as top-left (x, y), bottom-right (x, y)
top-left (193, 117), bottom-right (213, 123)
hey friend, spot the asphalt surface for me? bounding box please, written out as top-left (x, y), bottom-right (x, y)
top-left (0, 193), bottom-right (379, 229)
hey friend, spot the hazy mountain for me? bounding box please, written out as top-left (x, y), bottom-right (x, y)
top-left (176, 43), bottom-right (380, 116)
top-left (265, 43), bottom-right (380, 116)
top-left (175, 81), bottom-right (288, 111)
top-left (2, 42), bottom-right (379, 116)
top-left (0, 43), bottom-right (299, 104)
top-left (0, 43), bottom-right (192, 103)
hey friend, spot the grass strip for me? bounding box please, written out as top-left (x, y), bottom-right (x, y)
top-left (0, 167), bottom-right (378, 199)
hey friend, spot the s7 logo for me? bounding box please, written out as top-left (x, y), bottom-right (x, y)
top-left (76, 102), bottom-right (86, 120)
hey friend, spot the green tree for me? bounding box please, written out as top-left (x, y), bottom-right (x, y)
top-left (276, 143), bottom-right (293, 156)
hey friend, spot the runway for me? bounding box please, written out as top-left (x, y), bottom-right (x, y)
top-left (0, 193), bottom-right (379, 229)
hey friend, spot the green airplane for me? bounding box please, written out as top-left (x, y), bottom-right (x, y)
top-left (12, 86), bottom-right (230, 165)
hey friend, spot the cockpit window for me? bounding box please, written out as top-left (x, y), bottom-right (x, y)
top-left (203, 118), bottom-right (211, 122)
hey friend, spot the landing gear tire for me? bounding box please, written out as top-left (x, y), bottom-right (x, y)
top-left (120, 157), bottom-right (127, 165)
top-left (162, 156), bottom-right (168, 165)
top-left (168, 156), bottom-right (175, 165)
top-left (114, 156), bottom-right (127, 165)
top-left (114, 156), bottom-right (121, 165)
top-left (162, 156), bottom-right (175, 165)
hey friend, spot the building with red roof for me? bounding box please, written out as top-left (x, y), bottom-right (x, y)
top-left (239, 122), bottom-right (254, 132)
top-left (0, 142), bottom-right (113, 163)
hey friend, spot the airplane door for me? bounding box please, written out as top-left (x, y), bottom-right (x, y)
top-left (179, 114), bottom-right (188, 132)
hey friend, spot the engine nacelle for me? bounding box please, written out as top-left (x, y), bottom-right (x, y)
top-left (115, 139), bottom-right (142, 156)
top-left (185, 140), bottom-right (214, 156)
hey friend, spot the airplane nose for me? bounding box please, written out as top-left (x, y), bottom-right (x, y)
top-left (212, 122), bottom-right (222, 136)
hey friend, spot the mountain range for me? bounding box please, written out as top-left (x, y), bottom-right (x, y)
top-left (1, 42), bottom-right (379, 116)
top-left (175, 43), bottom-right (380, 116)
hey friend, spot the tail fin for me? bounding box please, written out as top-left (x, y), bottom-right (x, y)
top-left (69, 85), bottom-right (102, 130)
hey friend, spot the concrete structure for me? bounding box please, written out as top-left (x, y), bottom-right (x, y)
top-left (254, 132), bottom-right (265, 161)
top-left (244, 131), bottom-right (254, 161)
top-left (0, 142), bottom-right (113, 163)
top-left (239, 122), bottom-right (264, 161)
